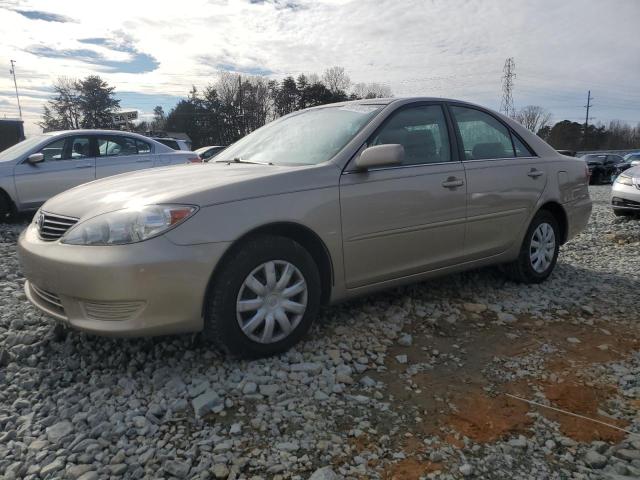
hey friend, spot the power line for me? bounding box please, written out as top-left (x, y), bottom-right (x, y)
top-left (9, 60), bottom-right (22, 119)
top-left (499, 57), bottom-right (516, 118)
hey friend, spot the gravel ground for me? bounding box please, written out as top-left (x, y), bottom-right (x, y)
top-left (1, 185), bottom-right (639, 480)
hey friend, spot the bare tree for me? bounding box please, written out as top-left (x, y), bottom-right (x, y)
top-left (322, 66), bottom-right (351, 93)
top-left (352, 82), bottom-right (392, 99)
top-left (515, 105), bottom-right (552, 134)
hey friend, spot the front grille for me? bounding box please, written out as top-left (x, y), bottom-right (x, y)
top-left (38, 212), bottom-right (78, 241)
top-left (83, 300), bottom-right (145, 322)
top-left (30, 283), bottom-right (66, 316)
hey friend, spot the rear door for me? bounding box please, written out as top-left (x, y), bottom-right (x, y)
top-left (95, 135), bottom-right (155, 179)
top-left (339, 103), bottom-right (467, 288)
top-left (448, 104), bottom-right (547, 260)
top-left (13, 135), bottom-right (96, 208)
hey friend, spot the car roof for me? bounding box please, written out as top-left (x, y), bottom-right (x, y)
top-left (44, 129), bottom-right (150, 138)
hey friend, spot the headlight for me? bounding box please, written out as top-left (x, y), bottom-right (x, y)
top-left (61, 204), bottom-right (198, 245)
top-left (615, 175), bottom-right (634, 186)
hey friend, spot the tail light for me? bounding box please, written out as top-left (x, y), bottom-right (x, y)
top-left (187, 156), bottom-right (203, 163)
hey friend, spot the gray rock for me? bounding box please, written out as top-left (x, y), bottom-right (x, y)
top-left (242, 381), bottom-right (257, 395)
top-left (290, 362), bottom-right (323, 374)
top-left (616, 449), bottom-right (640, 462)
top-left (164, 459), bottom-right (191, 478)
top-left (397, 334), bottom-right (413, 346)
top-left (212, 463), bottom-right (229, 479)
top-left (192, 390), bottom-right (223, 417)
top-left (585, 450), bottom-right (608, 469)
top-left (40, 458), bottom-right (65, 476)
top-left (308, 466), bottom-right (340, 480)
top-left (459, 463), bottom-right (474, 476)
top-left (259, 384), bottom-right (279, 396)
top-left (46, 421), bottom-right (74, 444)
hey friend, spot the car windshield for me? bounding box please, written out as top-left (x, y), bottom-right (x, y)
top-left (624, 153), bottom-right (640, 160)
top-left (215, 104), bottom-right (383, 166)
top-left (0, 135), bottom-right (47, 162)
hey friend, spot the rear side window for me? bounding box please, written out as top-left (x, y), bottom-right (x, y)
top-left (450, 106), bottom-right (514, 160)
top-left (98, 136), bottom-right (138, 157)
top-left (69, 136), bottom-right (91, 159)
top-left (158, 139), bottom-right (180, 150)
top-left (136, 140), bottom-right (151, 154)
top-left (369, 105), bottom-right (451, 165)
top-left (513, 135), bottom-right (535, 157)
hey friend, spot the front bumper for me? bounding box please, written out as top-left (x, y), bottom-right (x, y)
top-left (611, 182), bottom-right (640, 211)
top-left (18, 223), bottom-right (230, 337)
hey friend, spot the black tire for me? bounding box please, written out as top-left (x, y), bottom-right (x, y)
top-left (504, 210), bottom-right (560, 284)
top-left (203, 235), bottom-right (321, 358)
top-left (613, 208), bottom-right (634, 217)
top-left (0, 193), bottom-right (11, 221)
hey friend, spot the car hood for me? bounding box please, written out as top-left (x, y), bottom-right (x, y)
top-left (42, 162), bottom-right (337, 219)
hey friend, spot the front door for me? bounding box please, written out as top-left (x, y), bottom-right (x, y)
top-left (95, 135), bottom-right (155, 179)
top-left (448, 104), bottom-right (548, 260)
top-left (340, 104), bottom-right (467, 289)
top-left (13, 135), bottom-right (96, 209)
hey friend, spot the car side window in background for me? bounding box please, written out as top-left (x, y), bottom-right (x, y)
top-left (39, 138), bottom-right (67, 161)
top-left (450, 106), bottom-right (515, 160)
top-left (369, 105), bottom-right (451, 165)
top-left (69, 136), bottom-right (91, 159)
top-left (136, 140), bottom-right (151, 154)
top-left (98, 136), bottom-right (138, 157)
top-left (512, 135), bottom-right (535, 157)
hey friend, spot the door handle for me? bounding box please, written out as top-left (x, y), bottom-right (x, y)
top-left (442, 177), bottom-right (464, 189)
top-left (527, 169), bottom-right (544, 178)
top-left (75, 164), bottom-right (93, 169)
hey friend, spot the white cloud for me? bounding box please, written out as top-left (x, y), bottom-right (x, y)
top-left (1, 0), bottom-right (639, 136)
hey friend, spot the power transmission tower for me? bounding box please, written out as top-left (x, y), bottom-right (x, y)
top-left (9, 60), bottom-right (22, 119)
top-left (499, 57), bottom-right (516, 118)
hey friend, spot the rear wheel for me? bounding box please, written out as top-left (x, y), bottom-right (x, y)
top-left (0, 193), bottom-right (11, 221)
top-left (203, 235), bottom-right (321, 358)
top-left (504, 210), bottom-right (560, 284)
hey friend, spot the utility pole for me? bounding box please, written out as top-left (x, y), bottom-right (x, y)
top-left (584, 90), bottom-right (593, 129)
top-left (499, 57), bottom-right (516, 118)
top-left (583, 90), bottom-right (594, 147)
top-left (9, 60), bottom-right (23, 119)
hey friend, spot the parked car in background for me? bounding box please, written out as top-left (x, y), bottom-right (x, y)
top-left (556, 150), bottom-right (576, 157)
top-left (611, 165), bottom-right (640, 217)
top-left (0, 130), bottom-right (200, 217)
top-left (581, 153), bottom-right (630, 184)
top-left (624, 152), bottom-right (640, 167)
top-left (18, 98), bottom-right (591, 357)
top-left (195, 145), bottom-right (226, 162)
top-left (152, 137), bottom-right (192, 151)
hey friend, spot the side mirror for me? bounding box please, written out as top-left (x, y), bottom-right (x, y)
top-left (26, 153), bottom-right (44, 165)
top-left (355, 144), bottom-right (404, 170)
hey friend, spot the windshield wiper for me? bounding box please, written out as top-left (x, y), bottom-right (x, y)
top-left (216, 157), bottom-right (273, 166)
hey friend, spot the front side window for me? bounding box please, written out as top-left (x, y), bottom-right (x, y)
top-left (451, 106), bottom-right (514, 160)
top-left (39, 138), bottom-right (67, 161)
top-left (369, 105), bottom-right (451, 165)
top-left (98, 136), bottom-right (138, 157)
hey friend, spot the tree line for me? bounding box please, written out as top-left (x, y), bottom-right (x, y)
top-left (39, 67), bottom-right (391, 148)
top-left (39, 74), bottom-right (638, 152)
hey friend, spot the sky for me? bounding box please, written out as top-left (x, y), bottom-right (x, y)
top-left (0, 0), bottom-right (639, 137)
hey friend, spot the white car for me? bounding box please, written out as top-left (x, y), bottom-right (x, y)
top-left (0, 130), bottom-right (200, 216)
top-left (611, 165), bottom-right (640, 216)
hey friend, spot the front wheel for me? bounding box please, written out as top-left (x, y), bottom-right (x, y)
top-left (504, 210), bottom-right (560, 283)
top-left (203, 235), bottom-right (321, 358)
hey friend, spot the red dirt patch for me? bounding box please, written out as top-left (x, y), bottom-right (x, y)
top-left (446, 390), bottom-right (533, 443)
top-left (542, 382), bottom-right (626, 442)
top-left (382, 458), bottom-right (442, 480)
